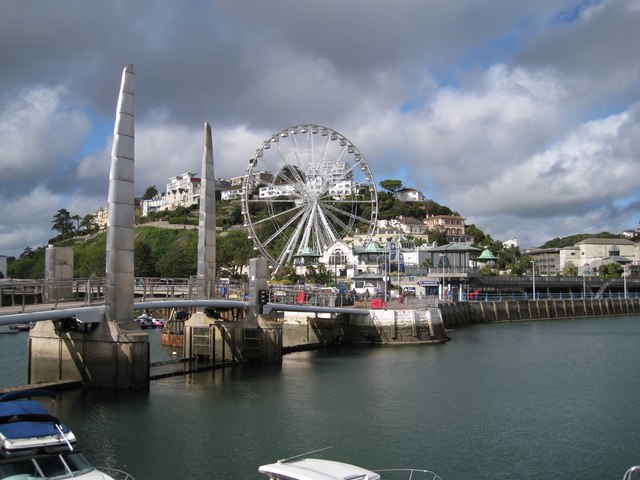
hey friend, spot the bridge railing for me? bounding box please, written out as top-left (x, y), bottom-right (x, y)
top-left (0, 277), bottom-right (247, 312)
top-left (0, 278), bottom-right (107, 310)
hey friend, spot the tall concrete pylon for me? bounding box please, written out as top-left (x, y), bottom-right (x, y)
top-left (29, 64), bottom-right (149, 390)
top-left (106, 63), bottom-right (135, 321)
top-left (197, 122), bottom-right (216, 298)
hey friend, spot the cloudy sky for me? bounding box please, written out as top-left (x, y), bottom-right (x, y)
top-left (1, 0), bottom-right (639, 258)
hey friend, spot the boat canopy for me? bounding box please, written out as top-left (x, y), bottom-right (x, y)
top-left (0, 397), bottom-right (75, 458)
top-left (259, 459), bottom-right (381, 480)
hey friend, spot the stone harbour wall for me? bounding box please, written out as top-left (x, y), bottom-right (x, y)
top-left (279, 308), bottom-right (448, 351)
top-left (439, 298), bottom-right (640, 328)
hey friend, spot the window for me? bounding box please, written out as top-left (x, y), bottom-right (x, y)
top-left (329, 249), bottom-right (346, 265)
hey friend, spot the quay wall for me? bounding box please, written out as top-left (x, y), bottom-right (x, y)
top-left (439, 298), bottom-right (640, 328)
top-left (278, 308), bottom-right (447, 351)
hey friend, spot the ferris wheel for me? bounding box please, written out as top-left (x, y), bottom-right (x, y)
top-left (241, 124), bottom-right (378, 273)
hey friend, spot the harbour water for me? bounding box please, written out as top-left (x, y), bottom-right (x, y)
top-left (1, 316), bottom-right (639, 479)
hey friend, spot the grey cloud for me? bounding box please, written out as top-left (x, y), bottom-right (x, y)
top-left (1, 0), bottom-right (639, 256)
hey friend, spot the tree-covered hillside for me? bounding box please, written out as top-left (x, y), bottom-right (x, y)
top-left (7, 227), bottom-right (253, 280)
top-left (540, 232), bottom-right (623, 249)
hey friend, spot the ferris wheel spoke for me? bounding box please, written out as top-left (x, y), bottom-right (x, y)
top-left (277, 208), bottom-right (315, 265)
top-left (259, 207), bottom-right (309, 248)
top-left (298, 203), bottom-right (315, 251)
top-left (244, 202), bottom-right (305, 227)
top-left (322, 200), bottom-right (370, 222)
top-left (314, 205), bottom-right (339, 248)
top-left (272, 143), bottom-right (307, 186)
top-left (318, 206), bottom-right (353, 237)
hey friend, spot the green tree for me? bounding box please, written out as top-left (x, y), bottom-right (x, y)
top-left (80, 214), bottom-right (98, 233)
top-left (52, 209), bottom-right (74, 236)
top-left (71, 215), bottom-right (81, 233)
top-left (479, 264), bottom-right (494, 276)
top-left (217, 230), bottom-right (254, 278)
top-left (305, 262), bottom-right (333, 285)
top-left (379, 179), bottom-right (403, 196)
top-left (598, 263), bottom-right (624, 278)
top-left (8, 246), bottom-right (46, 278)
top-left (271, 262), bottom-right (300, 284)
top-left (134, 242), bottom-right (157, 277)
top-left (563, 262), bottom-right (578, 277)
top-left (143, 185), bottom-right (159, 200)
top-left (427, 228), bottom-right (448, 246)
top-left (466, 224), bottom-right (488, 246)
top-left (425, 199), bottom-right (453, 216)
top-left (156, 242), bottom-right (196, 278)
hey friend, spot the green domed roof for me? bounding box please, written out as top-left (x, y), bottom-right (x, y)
top-left (364, 242), bottom-right (384, 253)
top-left (478, 249), bottom-right (497, 260)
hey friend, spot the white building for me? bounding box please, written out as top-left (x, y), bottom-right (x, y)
top-left (259, 184), bottom-right (296, 198)
top-left (93, 206), bottom-right (108, 230)
top-left (569, 238), bottom-right (636, 269)
top-left (529, 237), bottom-right (638, 275)
top-left (395, 187), bottom-right (425, 202)
top-left (163, 172), bottom-right (201, 211)
top-left (0, 255), bottom-right (7, 279)
top-left (141, 172), bottom-right (238, 214)
top-left (502, 238), bottom-right (518, 249)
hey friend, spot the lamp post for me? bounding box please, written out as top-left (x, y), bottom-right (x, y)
top-left (531, 260), bottom-right (536, 300)
top-left (623, 264), bottom-right (628, 298)
top-left (439, 253), bottom-right (446, 300)
top-left (384, 251), bottom-right (388, 301)
top-left (376, 253), bottom-right (388, 301)
top-left (397, 250), bottom-right (401, 294)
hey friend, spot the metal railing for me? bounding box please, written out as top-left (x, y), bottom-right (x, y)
top-left (3, 276), bottom-right (637, 315)
top-left (0, 277), bottom-right (245, 312)
top-left (464, 290), bottom-right (640, 302)
top-left (0, 278), bottom-right (106, 310)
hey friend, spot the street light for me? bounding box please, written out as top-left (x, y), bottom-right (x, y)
top-left (623, 264), bottom-right (628, 298)
top-left (439, 253), bottom-right (446, 300)
top-left (376, 253), bottom-right (388, 301)
top-left (531, 260), bottom-right (536, 300)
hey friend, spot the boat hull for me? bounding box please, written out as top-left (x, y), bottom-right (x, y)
top-left (161, 333), bottom-right (183, 348)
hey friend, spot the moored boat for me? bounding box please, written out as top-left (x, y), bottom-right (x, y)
top-left (160, 309), bottom-right (188, 348)
top-left (624, 466), bottom-right (640, 480)
top-left (260, 450), bottom-right (640, 480)
top-left (134, 313), bottom-right (163, 329)
top-left (0, 390), bottom-right (134, 480)
top-left (259, 449), bottom-right (441, 480)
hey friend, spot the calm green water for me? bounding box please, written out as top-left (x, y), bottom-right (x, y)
top-left (1, 317), bottom-right (639, 479)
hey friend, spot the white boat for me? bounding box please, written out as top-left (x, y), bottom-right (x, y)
top-left (624, 466), bottom-right (640, 480)
top-left (0, 390), bottom-right (134, 480)
top-left (259, 449), bottom-right (441, 480)
top-left (260, 450), bottom-right (640, 480)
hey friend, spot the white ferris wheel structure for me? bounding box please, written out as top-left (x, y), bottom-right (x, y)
top-left (241, 124), bottom-right (378, 273)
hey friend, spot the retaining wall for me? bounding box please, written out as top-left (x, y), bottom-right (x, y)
top-left (279, 308), bottom-right (448, 351)
top-left (439, 298), bottom-right (640, 328)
